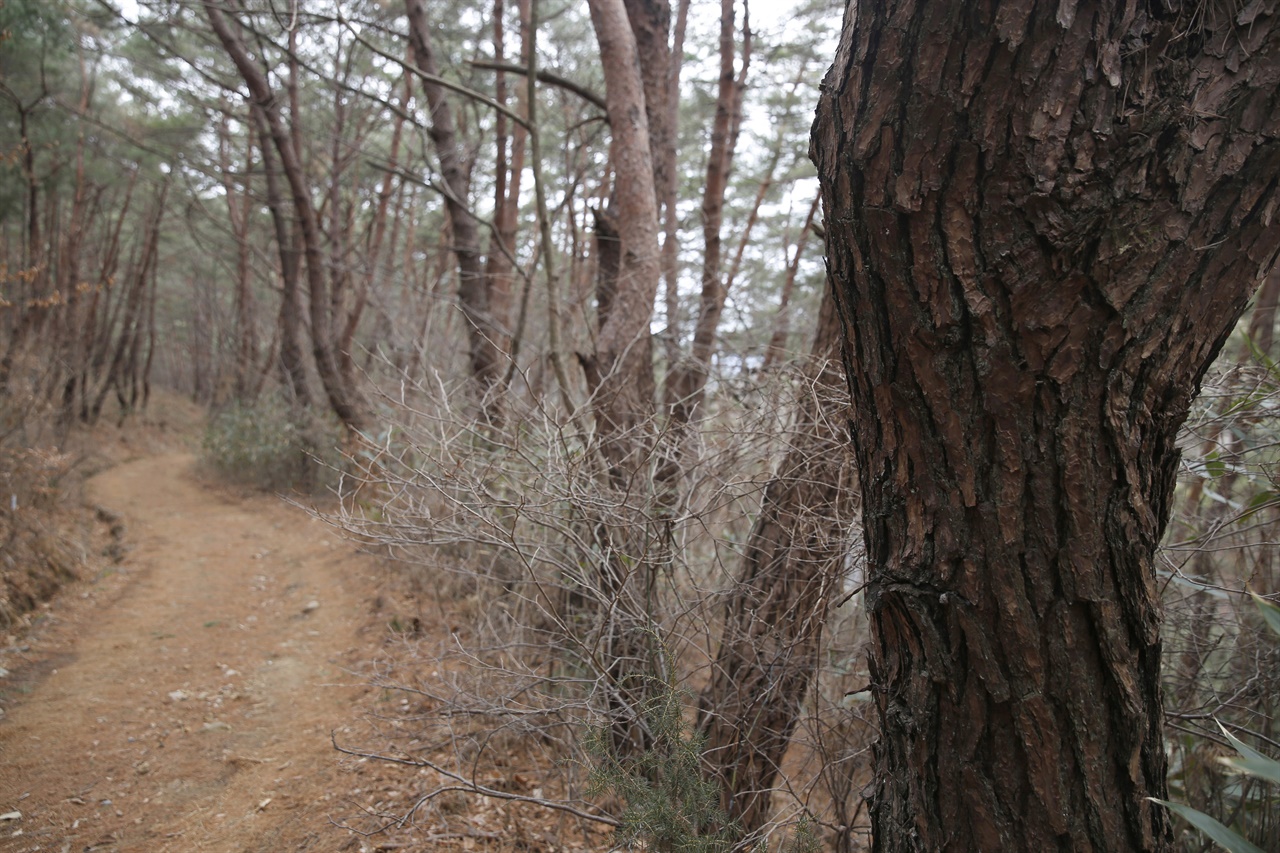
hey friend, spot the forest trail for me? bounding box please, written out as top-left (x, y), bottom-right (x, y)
top-left (0, 452), bottom-right (385, 852)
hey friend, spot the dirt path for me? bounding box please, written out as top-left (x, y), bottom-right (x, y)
top-left (0, 453), bottom-right (385, 852)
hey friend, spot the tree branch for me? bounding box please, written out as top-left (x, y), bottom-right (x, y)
top-left (470, 60), bottom-right (608, 113)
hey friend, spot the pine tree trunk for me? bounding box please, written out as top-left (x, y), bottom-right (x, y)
top-left (205, 1), bottom-right (365, 432)
top-left (578, 0), bottom-right (667, 761)
top-left (811, 1), bottom-right (1280, 850)
top-left (251, 106), bottom-right (311, 409)
top-left (405, 0), bottom-right (506, 413)
top-left (584, 0), bottom-right (663, 471)
top-left (698, 286), bottom-right (854, 843)
top-left (665, 0), bottom-right (747, 428)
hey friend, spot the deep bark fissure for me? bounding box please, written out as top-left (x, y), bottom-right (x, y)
top-left (813, 2), bottom-right (1280, 851)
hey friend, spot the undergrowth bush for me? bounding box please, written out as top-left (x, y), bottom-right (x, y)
top-left (1162, 355), bottom-right (1280, 851)
top-left (0, 365), bottom-right (77, 627)
top-left (586, 668), bottom-right (736, 853)
top-left (334, 358), bottom-right (867, 850)
top-left (201, 399), bottom-right (344, 493)
top-left (0, 444), bottom-right (85, 629)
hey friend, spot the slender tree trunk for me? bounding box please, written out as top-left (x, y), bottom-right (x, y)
top-left (761, 194), bottom-right (820, 371)
top-left (91, 180), bottom-right (167, 424)
top-left (584, 0), bottom-right (663, 471)
top-left (349, 75), bottom-right (409, 385)
top-left (141, 247), bottom-right (158, 410)
top-left (659, 0), bottom-right (690, 366)
top-left (483, 0), bottom-right (523, 377)
top-left (251, 105), bottom-right (311, 408)
top-left (323, 50), bottom-right (372, 395)
top-left (0, 105), bottom-right (42, 393)
top-left (55, 76), bottom-right (93, 430)
top-left (79, 168), bottom-right (136, 420)
top-left (404, 0), bottom-right (506, 413)
top-left (698, 285), bottom-right (854, 844)
top-left (621, 0), bottom-right (676, 379)
top-left (217, 106), bottom-right (257, 400)
top-left (812, 2), bottom-right (1280, 850)
top-left (205, 1), bottom-right (365, 433)
top-left (21, 107), bottom-right (39, 274)
top-left (576, 0), bottom-right (667, 761)
top-left (498, 0), bottom-right (534, 386)
top-left (665, 0), bottom-right (749, 427)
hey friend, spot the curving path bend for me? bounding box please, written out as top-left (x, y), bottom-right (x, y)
top-left (0, 453), bottom-right (381, 852)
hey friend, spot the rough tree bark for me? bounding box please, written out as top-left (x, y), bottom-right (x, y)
top-left (812, 1), bottom-right (1280, 850)
top-left (698, 285), bottom-right (855, 844)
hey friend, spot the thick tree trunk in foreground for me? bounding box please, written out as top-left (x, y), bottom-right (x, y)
top-left (699, 286), bottom-right (854, 843)
top-left (812, 1), bottom-right (1280, 850)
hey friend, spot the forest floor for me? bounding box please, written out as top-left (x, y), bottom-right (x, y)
top-left (0, 401), bottom-right (592, 852)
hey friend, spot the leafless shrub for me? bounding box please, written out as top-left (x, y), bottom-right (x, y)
top-left (332, 352), bottom-right (869, 849)
top-left (1162, 356), bottom-right (1280, 851)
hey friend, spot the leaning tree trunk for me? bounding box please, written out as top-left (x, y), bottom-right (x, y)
top-left (405, 0), bottom-right (507, 414)
top-left (698, 285), bottom-right (855, 844)
top-left (251, 105), bottom-right (312, 409)
top-left (811, 1), bottom-right (1280, 851)
top-left (205, 0), bottom-right (366, 434)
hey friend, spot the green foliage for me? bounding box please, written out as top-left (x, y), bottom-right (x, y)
top-left (781, 816), bottom-right (822, 853)
top-left (587, 673), bottom-right (736, 852)
top-left (1216, 717), bottom-right (1280, 786)
top-left (1151, 798), bottom-right (1266, 853)
top-left (0, 0), bottom-right (73, 99)
top-left (201, 399), bottom-right (342, 493)
top-left (1252, 591), bottom-right (1280, 638)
